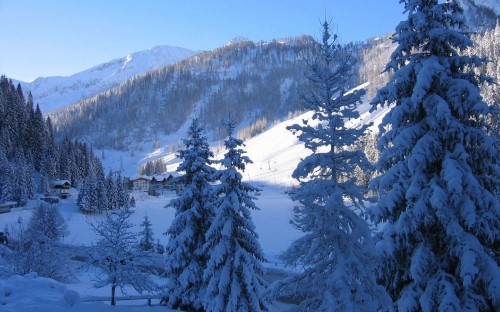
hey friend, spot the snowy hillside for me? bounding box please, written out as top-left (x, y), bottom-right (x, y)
top-left (14, 45), bottom-right (197, 112)
top-left (104, 82), bottom-right (386, 188)
top-left (50, 36), bottom-right (320, 150)
top-left (456, 0), bottom-right (499, 29)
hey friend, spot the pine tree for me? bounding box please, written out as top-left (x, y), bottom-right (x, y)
top-left (106, 170), bottom-right (119, 210)
top-left (370, 1), bottom-right (500, 310)
top-left (203, 120), bottom-right (267, 312)
top-left (94, 161), bottom-right (108, 213)
top-left (0, 149), bottom-right (11, 202)
top-left (139, 215), bottom-right (155, 252)
top-left (26, 203), bottom-right (68, 243)
top-left (116, 174), bottom-right (129, 209)
top-left (271, 21), bottom-right (390, 311)
top-left (30, 104), bottom-right (45, 171)
top-left (77, 169), bottom-right (98, 214)
top-left (164, 118), bottom-right (217, 311)
top-left (4, 203), bottom-right (72, 281)
top-left (11, 154), bottom-right (34, 206)
top-left (129, 196), bottom-right (136, 208)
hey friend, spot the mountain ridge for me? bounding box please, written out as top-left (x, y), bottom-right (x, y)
top-left (14, 45), bottom-right (198, 113)
top-left (50, 35), bottom-right (325, 151)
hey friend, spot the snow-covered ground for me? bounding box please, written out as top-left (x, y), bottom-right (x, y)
top-left (0, 185), bottom-right (299, 311)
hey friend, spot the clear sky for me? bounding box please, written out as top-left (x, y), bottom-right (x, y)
top-left (0, 0), bottom-right (405, 82)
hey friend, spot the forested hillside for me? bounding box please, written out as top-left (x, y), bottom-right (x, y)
top-left (0, 76), bottom-right (104, 204)
top-left (50, 36), bottom-right (363, 151)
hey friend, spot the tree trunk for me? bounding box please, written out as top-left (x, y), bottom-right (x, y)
top-left (111, 284), bottom-right (116, 306)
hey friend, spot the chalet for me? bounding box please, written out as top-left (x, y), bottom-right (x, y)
top-left (131, 177), bottom-right (151, 191)
top-left (151, 175), bottom-right (174, 188)
top-left (129, 175), bottom-right (176, 192)
top-left (50, 180), bottom-right (72, 199)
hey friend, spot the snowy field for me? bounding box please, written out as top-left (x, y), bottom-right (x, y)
top-left (0, 185), bottom-right (300, 311)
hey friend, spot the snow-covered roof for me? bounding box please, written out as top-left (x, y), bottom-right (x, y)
top-left (50, 180), bottom-right (71, 187)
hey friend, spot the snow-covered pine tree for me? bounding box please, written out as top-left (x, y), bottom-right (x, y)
top-left (129, 196), bottom-right (136, 208)
top-left (106, 170), bottom-right (119, 210)
top-left (11, 154), bottom-right (35, 206)
top-left (271, 21), bottom-right (391, 312)
top-left (94, 161), bottom-right (108, 214)
top-left (163, 118), bottom-right (216, 311)
top-left (203, 120), bottom-right (267, 312)
top-left (26, 202), bottom-right (68, 242)
top-left (0, 149), bottom-right (11, 203)
top-left (77, 169), bottom-right (98, 214)
top-left (87, 208), bottom-right (156, 306)
top-left (4, 203), bottom-right (72, 281)
top-left (370, 1), bottom-right (500, 310)
top-left (116, 173), bottom-right (129, 209)
top-left (139, 215), bottom-right (154, 252)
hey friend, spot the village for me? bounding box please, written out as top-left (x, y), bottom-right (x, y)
top-left (0, 174), bottom-right (180, 215)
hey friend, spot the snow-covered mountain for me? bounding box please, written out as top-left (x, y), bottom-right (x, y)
top-left (15, 45), bottom-right (198, 113)
top-left (50, 36), bottom-right (324, 151)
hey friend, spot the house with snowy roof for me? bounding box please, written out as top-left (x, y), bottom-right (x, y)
top-left (50, 180), bottom-right (71, 198)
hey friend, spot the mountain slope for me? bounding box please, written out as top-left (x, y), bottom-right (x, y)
top-left (51, 36), bottom-right (344, 151)
top-left (456, 0), bottom-right (499, 29)
top-left (16, 45), bottom-right (197, 112)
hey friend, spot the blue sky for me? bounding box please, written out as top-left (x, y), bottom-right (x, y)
top-left (0, 0), bottom-right (405, 82)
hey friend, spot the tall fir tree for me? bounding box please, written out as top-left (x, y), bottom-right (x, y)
top-left (106, 170), bottom-right (119, 210)
top-left (77, 169), bottom-right (98, 214)
top-left (370, 1), bottom-right (500, 310)
top-left (94, 160), bottom-right (108, 213)
top-left (139, 215), bottom-right (155, 252)
top-left (272, 21), bottom-right (390, 311)
top-left (115, 173), bottom-right (129, 209)
top-left (203, 120), bottom-right (267, 312)
top-left (164, 118), bottom-right (217, 311)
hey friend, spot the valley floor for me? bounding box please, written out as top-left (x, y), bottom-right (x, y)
top-left (0, 183), bottom-right (300, 311)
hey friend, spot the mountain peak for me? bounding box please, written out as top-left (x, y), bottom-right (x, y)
top-left (17, 45), bottom-right (197, 113)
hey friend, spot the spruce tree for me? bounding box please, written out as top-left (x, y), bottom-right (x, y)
top-left (77, 169), bottom-right (98, 214)
top-left (94, 161), bottom-right (108, 214)
top-left (106, 170), bottom-right (118, 210)
top-left (0, 149), bottom-right (11, 202)
top-left (370, 1), bottom-right (500, 310)
top-left (5, 203), bottom-right (72, 281)
top-left (203, 120), bottom-right (266, 312)
top-left (164, 118), bottom-right (216, 311)
top-left (139, 215), bottom-right (155, 252)
top-left (272, 21), bottom-right (390, 311)
top-left (116, 174), bottom-right (129, 209)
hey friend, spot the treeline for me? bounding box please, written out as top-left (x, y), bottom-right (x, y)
top-left (77, 170), bottom-right (130, 214)
top-left (139, 158), bottom-right (167, 176)
top-left (0, 76), bottom-right (104, 205)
